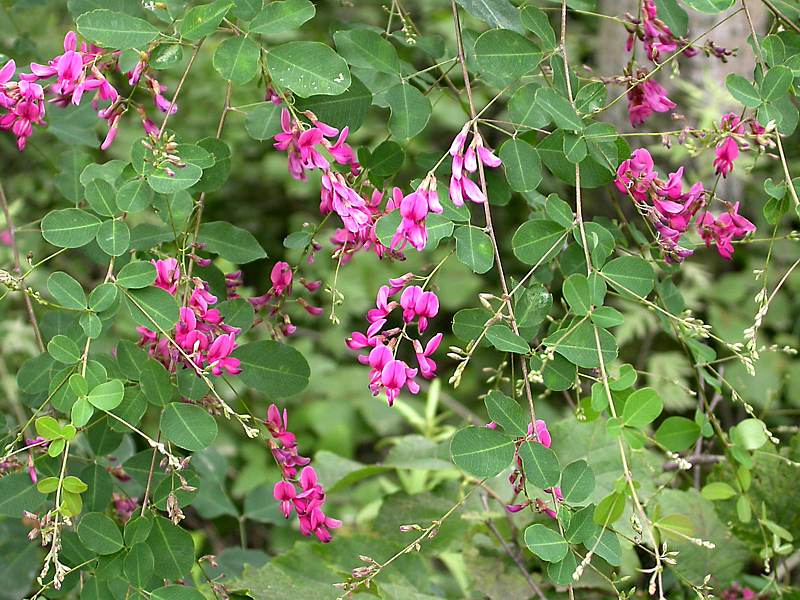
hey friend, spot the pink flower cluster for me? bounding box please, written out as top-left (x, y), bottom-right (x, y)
top-left (391, 174), bottom-right (443, 252)
top-left (713, 113), bottom-right (765, 178)
top-left (1, 31), bottom-right (177, 151)
top-left (448, 123), bottom-right (502, 206)
top-left (267, 404), bottom-right (341, 542)
top-left (248, 261), bottom-right (323, 337)
top-left (623, 0), bottom-right (730, 127)
top-left (347, 274), bottom-right (442, 406)
top-left (499, 419), bottom-right (563, 519)
top-left (615, 148), bottom-right (755, 261)
top-left (137, 258), bottom-right (242, 376)
top-left (626, 74), bottom-right (676, 128)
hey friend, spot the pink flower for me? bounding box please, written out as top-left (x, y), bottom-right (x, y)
top-left (380, 359), bottom-right (419, 406)
top-left (627, 76), bottom-right (675, 127)
top-left (152, 258), bottom-right (180, 295)
top-left (698, 202), bottom-right (755, 259)
top-left (527, 419), bottom-right (552, 448)
top-left (273, 481), bottom-right (297, 518)
top-left (713, 137), bottom-right (739, 177)
top-left (206, 333), bottom-right (241, 376)
top-left (448, 124), bottom-right (501, 206)
top-left (615, 148), bottom-right (658, 201)
top-left (320, 169), bottom-right (371, 235)
top-left (391, 176), bottom-right (442, 252)
top-left (270, 261), bottom-right (293, 296)
top-left (414, 333), bottom-right (442, 379)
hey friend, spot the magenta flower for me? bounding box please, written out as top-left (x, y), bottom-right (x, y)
top-left (391, 175), bottom-right (442, 252)
top-left (448, 124), bottom-right (502, 206)
top-left (615, 148), bottom-right (658, 201)
top-left (698, 202), bottom-right (755, 259)
top-left (320, 169), bottom-right (371, 235)
top-left (270, 261), bottom-right (293, 297)
top-left (414, 332), bottom-right (442, 378)
top-left (627, 76), bottom-right (676, 127)
top-left (0, 78), bottom-right (46, 151)
top-left (152, 258), bottom-right (180, 295)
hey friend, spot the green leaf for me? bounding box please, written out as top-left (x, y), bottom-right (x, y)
top-left (0, 473), bottom-right (46, 517)
top-left (147, 164), bottom-right (203, 193)
top-left (682, 0), bottom-right (734, 12)
top-left (42, 208), bottom-right (102, 248)
top-left (193, 138), bottom-right (232, 193)
top-left (35, 416), bottom-right (63, 440)
top-left (62, 475), bottom-right (88, 494)
top-left (536, 88), bottom-right (583, 131)
top-left (117, 178), bottom-right (153, 213)
top-left (560, 459), bottom-right (595, 504)
top-left (268, 41), bottom-right (351, 97)
top-left (233, 340), bottom-right (310, 397)
top-left (140, 360), bottom-right (178, 407)
top-left (542, 354), bottom-right (577, 391)
top-left (512, 219), bottom-right (568, 266)
top-left (701, 482), bottom-right (737, 501)
top-left (250, 0), bottom-right (315, 35)
top-left (516, 283), bottom-right (552, 330)
top-left (454, 0), bottom-right (524, 33)
top-left (124, 515), bottom-right (153, 545)
top-left (565, 504), bottom-right (599, 543)
top-left (124, 542), bottom-right (155, 588)
top-left (87, 379), bottom-right (124, 411)
top-left (518, 440), bottom-right (560, 488)
top-left (474, 29), bottom-right (541, 84)
top-left (484, 390), bottom-right (527, 437)
top-left (147, 516), bottom-right (195, 580)
top-left (655, 416), bottom-right (701, 451)
top-left (731, 418), bottom-right (768, 450)
top-left (71, 397), bottom-right (95, 427)
top-left (76, 9), bottom-right (159, 49)
top-left (563, 273), bottom-right (592, 316)
top-left (366, 140), bottom-right (404, 176)
top-left (524, 524), bottom-right (569, 562)
top-left (179, 0), bottom-right (233, 41)
top-left (509, 83), bottom-right (550, 129)
top-left (334, 29), bottom-right (400, 74)
top-left (454, 225), bottom-right (494, 274)
top-left (213, 36), bottom-right (260, 85)
top-left (199, 221), bottom-right (267, 263)
top-left (37, 477), bottom-right (60, 494)
top-left (622, 387), bottom-right (663, 428)
top-left (123, 287), bottom-right (180, 332)
top-left (385, 83), bottom-right (431, 140)
top-left (486, 324), bottom-right (530, 354)
top-left (655, 0), bottom-right (688, 37)
top-left (585, 527), bottom-right (621, 565)
top-left (544, 321), bottom-right (617, 368)
top-left (726, 74), bottom-right (761, 108)
top-left (151, 586), bottom-right (206, 600)
top-left (452, 307), bottom-right (491, 343)
top-left (591, 306), bottom-right (623, 328)
top-left (295, 75), bottom-right (372, 132)
top-left (499, 138), bottom-right (542, 192)
top-left (161, 402), bottom-right (218, 451)
top-left (244, 103), bottom-right (283, 141)
top-left (761, 66), bottom-right (793, 102)
top-left (116, 261), bottom-right (156, 288)
top-left (593, 492), bottom-right (625, 525)
top-left (96, 219), bottom-right (130, 256)
top-left (548, 552), bottom-right (578, 585)
top-left (563, 133), bottom-right (587, 163)
top-left (450, 426), bottom-right (515, 478)
top-left (85, 179), bottom-right (119, 217)
top-left (520, 5), bottom-right (556, 49)
top-left (87, 283), bottom-right (117, 313)
top-left (48, 335), bottom-right (82, 365)
top-left (78, 512), bottom-right (124, 555)
top-left (48, 271), bottom-right (87, 310)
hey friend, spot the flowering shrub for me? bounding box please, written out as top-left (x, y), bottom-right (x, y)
top-left (0, 1), bottom-right (799, 599)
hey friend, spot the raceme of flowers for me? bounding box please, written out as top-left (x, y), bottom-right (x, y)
top-left (136, 258), bottom-right (242, 376)
top-left (615, 147), bottom-right (755, 262)
top-left (267, 404), bottom-right (341, 542)
top-left (346, 273), bottom-right (442, 406)
top-left (0, 31), bottom-right (177, 151)
top-left (623, 0), bottom-right (731, 127)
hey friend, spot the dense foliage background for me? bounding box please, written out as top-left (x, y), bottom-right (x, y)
top-left (1, 0), bottom-right (799, 598)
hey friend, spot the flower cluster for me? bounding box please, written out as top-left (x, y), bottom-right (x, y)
top-left (346, 274), bottom-right (442, 406)
top-left (391, 174), bottom-right (443, 252)
top-left (448, 123), bottom-right (502, 206)
top-left (499, 419), bottom-right (563, 519)
top-left (713, 113), bottom-right (766, 178)
top-left (248, 260), bottom-right (323, 337)
top-left (623, 0), bottom-right (730, 127)
top-left (136, 258), bottom-right (242, 377)
top-left (267, 404), bottom-right (341, 542)
top-left (615, 148), bottom-right (755, 261)
top-left (1, 31), bottom-right (177, 151)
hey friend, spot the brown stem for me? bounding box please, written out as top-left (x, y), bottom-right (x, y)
top-left (0, 179), bottom-right (44, 351)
